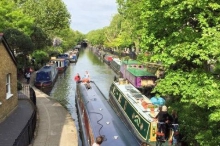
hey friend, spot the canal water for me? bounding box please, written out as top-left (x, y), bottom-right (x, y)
top-left (49, 48), bottom-right (116, 145)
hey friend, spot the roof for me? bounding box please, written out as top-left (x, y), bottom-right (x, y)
top-left (77, 82), bottom-right (139, 146)
top-left (38, 64), bottom-right (56, 72)
top-left (122, 60), bottom-right (140, 65)
top-left (127, 68), bottom-right (155, 76)
top-left (0, 33), bottom-right (17, 66)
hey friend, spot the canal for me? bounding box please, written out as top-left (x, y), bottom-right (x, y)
top-left (49, 48), bottom-right (116, 145)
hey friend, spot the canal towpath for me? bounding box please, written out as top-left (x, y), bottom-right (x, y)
top-left (19, 71), bottom-right (78, 146)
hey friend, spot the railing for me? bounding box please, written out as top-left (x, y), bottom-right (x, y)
top-left (15, 84), bottom-right (37, 146)
top-left (13, 109), bottom-right (37, 146)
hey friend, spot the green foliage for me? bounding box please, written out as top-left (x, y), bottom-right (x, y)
top-left (86, 29), bottom-right (105, 46)
top-left (17, 81), bottom-right (22, 90)
top-left (117, 0), bottom-right (220, 145)
top-left (56, 29), bottom-right (85, 52)
top-left (32, 50), bottom-right (49, 65)
top-left (30, 26), bottom-right (52, 49)
top-left (0, 0), bottom-right (34, 34)
top-left (3, 28), bottom-right (34, 55)
top-left (23, 0), bottom-right (70, 34)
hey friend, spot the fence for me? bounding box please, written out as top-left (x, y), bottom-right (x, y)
top-left (15, 84), bottom-right (37, 146)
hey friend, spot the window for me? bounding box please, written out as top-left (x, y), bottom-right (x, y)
top-left (6, 73), bottom-right (13, 99)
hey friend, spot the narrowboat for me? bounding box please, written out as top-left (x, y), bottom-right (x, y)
top-left (69, 54), bottom-right (77, 63)
top-left (109, 58), bottom-right (121, 75)
top-left (103, 54), bottom-right (113, 65)
top-left (34, 63), bottom-right (58, 88)
top-left (57, 53), bottom-right (70, 65)
top-left (108, 80), bottom-right (168, 145)
top-left (69, 51), bottom-right (78, 63)
top-left (57, 53), bottom-right (69, 60)
top-left (50, 57), bottom-right (69, 73)
top-left (75, 81), bottom-right (140, 146)
top-left (120, 60), bottom-right (157, 89)
top-left (126, 67), bottom-right (157, 89)
top-left (120, 59), bottom-right (140, 78)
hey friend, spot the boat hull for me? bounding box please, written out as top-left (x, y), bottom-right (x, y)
top-left (109, 58), bottom-right (121, 75)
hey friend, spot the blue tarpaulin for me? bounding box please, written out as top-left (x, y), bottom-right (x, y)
top-left (150, 96), bottom-right (165, 106)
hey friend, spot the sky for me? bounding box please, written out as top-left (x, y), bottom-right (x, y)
top-left (62, 0), bottom-right (118, 34)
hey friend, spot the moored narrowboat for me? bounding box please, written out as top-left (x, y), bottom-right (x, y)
top-left (69, 54), bottom-right (77, 63)
top-left (120, 60), bottom-right (157, 89)
top-left (120, 59), bottom-right (140, 78)
top-left (109, 80), bottom-right (167, 144)
top-left (50, 57), bottom-right (68, 73)
top-left (109, 58), bottom-right (121, 75)
top-left (75, 81), bottom-right (140, 146)
top-left (57, 53), bottom-right (70, 65)
top-left (34, 63), bottom-right (58, 88)
top-left (103, 54), bottom-right (113, 65)
top-left (69, 49), bottom-right (79, 63)
top-left (126, 67), bottom-right (157, 89)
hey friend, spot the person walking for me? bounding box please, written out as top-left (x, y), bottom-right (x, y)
top-left (25, 72), bottom-right (31, 84)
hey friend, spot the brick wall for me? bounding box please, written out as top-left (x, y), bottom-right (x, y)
top-left (0, 42), bottom-right (18, 122)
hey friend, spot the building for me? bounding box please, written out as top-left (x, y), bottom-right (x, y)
top-left (0, 33), bottom-right (18, 122)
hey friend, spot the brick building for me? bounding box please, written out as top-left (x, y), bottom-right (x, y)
top-left (0, 33), bottom-right (18, 122)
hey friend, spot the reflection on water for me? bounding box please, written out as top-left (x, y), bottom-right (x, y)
top-left (49, 48), bottom-right (116, 145)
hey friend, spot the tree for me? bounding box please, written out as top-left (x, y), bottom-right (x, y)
top-left (23, 0), bottom-right (71, 35)
top-left (117, 0), bottom-right (220, 145)
top-left (30, 26), bottom-right (52, 50)
top-left (4, 28), bottom-right (34, 56)
top-left (0, 0), bottom-right (34, 34)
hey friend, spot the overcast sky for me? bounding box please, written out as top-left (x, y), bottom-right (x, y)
top-left (63, 0), bottom-right (118, 34)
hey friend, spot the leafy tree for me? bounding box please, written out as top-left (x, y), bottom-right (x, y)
top-left (117, 0), bottom-right (220, 145)
top-left (32, 50), bottom-right (49, 65)
top-left (86, 29), bottom-right (105, 46)
top-left (30, 26), bottom-right (52, 50)
top-left (23, 0), bottom-right (71, 34)
top-left (4, 28), bottom-right (34, 55)
top-left (56, 29), bottom-right (85, 52)
top-left (0, 0), bottom-right (34, 34)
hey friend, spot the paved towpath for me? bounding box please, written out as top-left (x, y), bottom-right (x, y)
top-left (20, 71), bottom-right (78, 146)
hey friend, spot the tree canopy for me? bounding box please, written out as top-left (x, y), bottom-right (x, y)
top-left (84, 0), bottom-right (220, 145)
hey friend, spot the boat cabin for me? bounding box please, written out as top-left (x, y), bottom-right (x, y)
top-left (34, 63), bottom-right (58, 88)
top-left (109, 58), bottom-right (121, 74)
top-left (50, 57), bottom-right (68, 73)
top-left (126, 67), bottom-right (157, 88)
top-left (120, 59), bottom-right (140, 78)
top-left (120, 60), bottom-right (157, 88)
top-left (109, 80), bottom-right (163, 143)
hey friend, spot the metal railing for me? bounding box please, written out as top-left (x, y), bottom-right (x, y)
top-left (15, 84), bottom-right (37, 146)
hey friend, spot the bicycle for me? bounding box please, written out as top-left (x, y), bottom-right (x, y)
top-left (156, 122), bottom-right (166, 146)
top-left (169, 124), bottom-right (181, 146)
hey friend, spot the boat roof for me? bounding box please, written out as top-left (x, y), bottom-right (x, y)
top-left (112, 58), bottom-right (121, 65)
top-left (122, 60), bottom-right (140, 65)
top-left (38, 64), bottom-right (56, 72)
top-left (50, 58), bottom-right (65, 61)
top-left (127, 68), bottom-right (155, 77)
top-left (113, 81), bottom-right (159, 122)
top-left (77, 82), bottom-right (139, 146)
